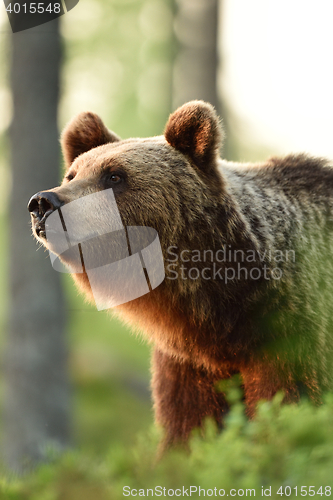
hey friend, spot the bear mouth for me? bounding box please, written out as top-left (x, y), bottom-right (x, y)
top-left (31, 215), bottom-right (65, 253)
top-left (31, 211), bottom-right (99, 250)
top-left (31, 216), bottom-right (47, 241)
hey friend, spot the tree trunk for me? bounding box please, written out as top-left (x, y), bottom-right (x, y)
top-left (173, 0), bottom-right (219, 109)
top-left (172, 0), bottom-right (233, 159)
top-left (3, 19), bottom-right (71, 472)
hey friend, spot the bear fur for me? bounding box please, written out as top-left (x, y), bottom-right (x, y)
top-left (29, 101), bottom-right (333, 448)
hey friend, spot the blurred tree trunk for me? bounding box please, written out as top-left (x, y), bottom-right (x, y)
top-left (3, 19), bottom-right (71, 472)
top-left (172, 0), bottom-right (233, 160)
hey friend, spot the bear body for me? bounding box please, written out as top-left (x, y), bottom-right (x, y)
top-left (29, 101), bottom-right (333, 446)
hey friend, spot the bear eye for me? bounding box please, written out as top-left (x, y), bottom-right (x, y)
top-left (107, 173), bottom-right (123, 185)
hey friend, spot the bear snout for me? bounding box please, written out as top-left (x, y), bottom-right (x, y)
top-left (28, 191), bottom-right (64, 238)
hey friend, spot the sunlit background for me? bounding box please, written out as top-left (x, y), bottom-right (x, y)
top-left (221, 0), bottom-right (333, 159)
top-left (2, 1), bottom-right (333, 159)
top-left (0, 0), bottom-right (333, 159)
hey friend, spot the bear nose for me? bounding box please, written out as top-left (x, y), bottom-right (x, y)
top-left (28, 191), bottom-right (63, 221)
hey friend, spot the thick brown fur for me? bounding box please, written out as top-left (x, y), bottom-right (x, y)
top-left (30, 101), bottom-right (333, 448)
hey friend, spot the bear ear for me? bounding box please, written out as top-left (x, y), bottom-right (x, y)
top-left (61, 112), bottom-right (120, 167)
top-left (164, 101), bottom-right (223, 171)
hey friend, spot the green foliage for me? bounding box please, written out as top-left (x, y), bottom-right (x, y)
top-left (60, 0), bottom-right (175, 140)
top-left (2, 393), bottom-right (333, 499)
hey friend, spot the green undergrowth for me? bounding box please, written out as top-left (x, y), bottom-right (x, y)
top-left (1, 390), bottom-right (333, 500)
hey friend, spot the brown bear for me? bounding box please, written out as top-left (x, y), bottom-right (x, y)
top-left (28, 100), bottom-right (333, 448)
